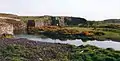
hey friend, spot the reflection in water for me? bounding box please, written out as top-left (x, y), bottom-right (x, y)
top-left (85, 40), bottom-right (120, 50)
top-left (15, 34), bottom-right (120, 50)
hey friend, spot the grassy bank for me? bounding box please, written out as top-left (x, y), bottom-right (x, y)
top-left (71, 45), bottom-right (120, 61)
top-left (65, 27), bottom-right (120, 41)
top-left (29, 26), bottom-right (120, 41)
top-left (0, 38), bottom-right (120, 61)
top-left (0, 38), bottom-right (71, 61)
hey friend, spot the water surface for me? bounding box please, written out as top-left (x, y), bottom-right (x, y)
top-left (15, 34), bottom-right (120, 50)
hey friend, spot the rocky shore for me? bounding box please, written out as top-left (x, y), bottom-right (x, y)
top-left (0, 38), bottom-right (72, 61)
top-left (0, 38), bottom-right (120, 61)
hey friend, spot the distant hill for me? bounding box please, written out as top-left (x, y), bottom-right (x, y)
top-left (104, 19), bottom-right (120, 23)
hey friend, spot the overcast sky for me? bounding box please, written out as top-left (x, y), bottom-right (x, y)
top-left (0, 0), bottom-right (120, 20)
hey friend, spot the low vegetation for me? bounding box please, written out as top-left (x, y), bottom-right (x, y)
top-left (27, 26), bottom-right (120, 41)
top-left (0, 38), bottom-right (120, 61)
top-left (0, 34), bottom-right (14, 38)
top-left (0, 38), bottom-right (71, 61)
top-left (71, 45), bottom-right (120, 61)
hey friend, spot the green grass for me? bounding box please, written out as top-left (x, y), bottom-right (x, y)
top-left (63, 27), bottom-right (120, 41)
top-left (71, 45), bottom-right (120, 61)
top-left (1, 39), bottom-right (120, 61)
top-left (64, 27), bottom-right (94, 32)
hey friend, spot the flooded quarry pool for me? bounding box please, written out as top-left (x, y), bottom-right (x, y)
top-left (15, 34), bottom-right (120, 50)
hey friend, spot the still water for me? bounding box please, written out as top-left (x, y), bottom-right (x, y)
top-left (15, 34), bottom-right (120, 50)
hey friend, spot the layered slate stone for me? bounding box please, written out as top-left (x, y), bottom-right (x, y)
top-left (0, 21), bottom-right (13, 35)
top-left (0, 13), bottom-right (25, 35)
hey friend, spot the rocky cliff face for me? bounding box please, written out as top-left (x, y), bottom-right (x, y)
top-left (20, 16), bottom-right (87, 27)
top-left (51, 16), bottom-right (87, 26)
top-left (0, 14), bottom-right (87, 34)
top-left (64, 17), bottom-right (87, 25)
top-left (0, 13), bottom-right (26, 34)
top-left (0, 21), bottom-right (13, 35)
top-left (0, 20), bottom-right (26, 34)
top-left (13, 21), bottom-right (26, 34)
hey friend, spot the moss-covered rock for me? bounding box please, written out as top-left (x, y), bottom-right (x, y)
top-left (0, 34), bottom-right (14, 38)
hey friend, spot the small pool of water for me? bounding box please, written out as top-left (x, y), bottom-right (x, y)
top-left (15, 34), bottom-right (120, 50)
